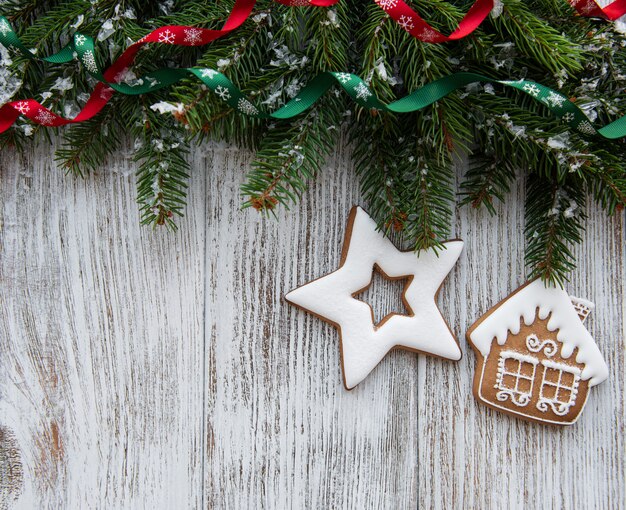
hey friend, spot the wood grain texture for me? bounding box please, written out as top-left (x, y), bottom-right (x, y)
top-left (0, 142), bottom-right (624, 509)
top-left (0, 144), bottom-right (206, 508)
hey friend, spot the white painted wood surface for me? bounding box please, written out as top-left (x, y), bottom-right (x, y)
top-left (0, 142), bottom-right (623, 509)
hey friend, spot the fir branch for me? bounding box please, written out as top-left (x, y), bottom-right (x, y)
top-left (351, 111), bottom-right (456, 248)
top-left (358, 4), bottom-right (396, 101)
top-left (170, 5), bottom-right (273, 147)
top-left (54, 104), bottom-right (120, 175)
top-left (134, 130), bottom-right (190, 228)
top-left (241, 97), bottom-right (340, 212)
top-left (13, 0), bottom-right (89, 48)
top-left (492, 0), bottom-right (583, 75)
top-left (460, 154), bottom-right (516, 214)
top-left (400, 147), bottom-right (455, 250)
top-left (238, 1), bottom-right (349, 210)
top-left (525, 172), bottom-right (586, 286)
top-left (0, 124), bottom-right (26, 151)
top-left (397, 10), bottom-right (472, 162)
top-left (351, 112), bottom-right (405, 232)
top-left (305, 3), bottom-right (349, 71)
top-left (127, 95), bottom-right (191, 228)
top-left (412, 0), bottom-right (468, 29)
top-left (1, 0), bottom-right (62, 23)
top-left (1, 0), bottom-right (624, 280)
top-left (583, 156), bottom-right (626, 215)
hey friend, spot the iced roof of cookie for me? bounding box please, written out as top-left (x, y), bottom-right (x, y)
top-left (468, 279), bottom-right (609, 387)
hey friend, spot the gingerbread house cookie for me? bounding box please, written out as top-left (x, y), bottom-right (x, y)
top-left (467, 279), bottom-right (608, 425)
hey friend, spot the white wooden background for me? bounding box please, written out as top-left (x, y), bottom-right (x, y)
top-left (0, 141), bottom-right (624, 509)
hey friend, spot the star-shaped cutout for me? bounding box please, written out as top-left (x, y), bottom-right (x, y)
top-left (285, 206), bottom-right (464, 389)
top-left (352, 265), bottom-right (413, 326)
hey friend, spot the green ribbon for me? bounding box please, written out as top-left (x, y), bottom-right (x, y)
top-left (187, 70), bottom-right (625, 140)
top-left (0, 16), bottom-right (107, 81)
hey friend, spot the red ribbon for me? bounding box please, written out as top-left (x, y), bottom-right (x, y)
top-left (373, 0), bottom-right (494, 43)
top-left (570, 0), bottom-right (626, 20)
top-left (375, 0), bottom-right (625, 44)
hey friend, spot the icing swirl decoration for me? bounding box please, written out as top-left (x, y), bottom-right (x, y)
top-left (496, 391), bottom-right (532, 407)
top-left (525, 334), bottom-right (558, 357)
top-left (537, 399), bottom-right (575, 416)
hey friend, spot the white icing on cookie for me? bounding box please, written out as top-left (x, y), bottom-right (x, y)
top-left (285, 206), bottom-right (463, 389)
top-left (469, 279), bottom-right (608, 386)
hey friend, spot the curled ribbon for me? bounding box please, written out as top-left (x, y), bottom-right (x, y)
top-left (0, 0), bottom-right (327, 132)
top-left (2, 69), bottom-right (624, 139)
top-left (0, 0), bottom-right (622, 84)
top-left (0, 0), bottom-right (623, 78)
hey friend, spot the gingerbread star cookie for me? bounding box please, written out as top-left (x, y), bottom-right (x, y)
top-left (285, 206), bottom-right (464, 389)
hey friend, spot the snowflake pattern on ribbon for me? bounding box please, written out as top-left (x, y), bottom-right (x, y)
top-left (158, 29), bottom-right (176, 44)
top-left (522, 83), bottom-right (541, 97)
top-left (15, 101), bottom-right (30, 114)
top-left (0, 0), bottom-right (620, 144)
top-left (215, 85), bottom-right (231, 100)
top-left (582, 3), bottom-right (596, 15)
top-left (398, 15), bottom-right (414, 32)
top-left (355, 82), bottom-right (372, 101)
top-left (577, 120), bottom-right (596, 135)
top-left (0, 18), bottom-right (11, 37)
top-left (100, 86), bottom-right (114, 100)
top-left (113, 68), bottom-right (129, 83)
top-left (419, 28), bottom-right (440, 43)
top-left (573, 0), bottom-right (597, 15)
top-left (183, 28), bottom-right (203, 46)
top-left (200, 69), bottom-right (218, 79)
top-left (82, 50), bottom-right (98, 73)
top-left (35, 109), bottom-right (56, 126)
top-left (544, 91), bottom-right (566, 108)
top-left (375, 0), bottom-right (398, 11)
top-left (335, 72), bottom-right (352, 84)
top-left (237, 97), bottom-right (258, 115)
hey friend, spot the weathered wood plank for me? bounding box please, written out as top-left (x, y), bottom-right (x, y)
top-left (0, 144), bottom-right (206, 508)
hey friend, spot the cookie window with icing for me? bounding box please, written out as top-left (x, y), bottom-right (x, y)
top-left (467, 279), bottom-right (608, 426)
